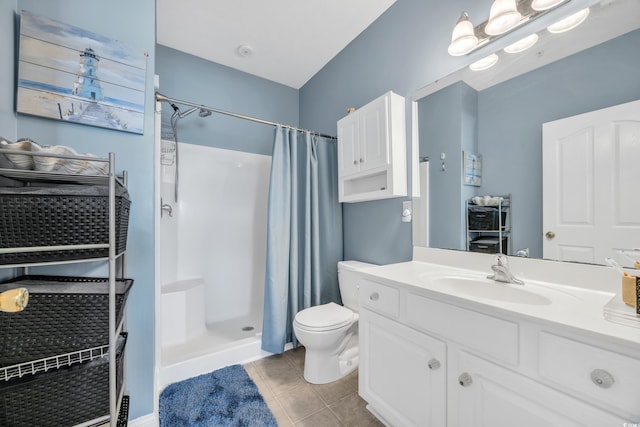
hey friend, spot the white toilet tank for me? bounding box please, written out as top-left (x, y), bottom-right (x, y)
top-left (338, 260), bottom-right (376, 311)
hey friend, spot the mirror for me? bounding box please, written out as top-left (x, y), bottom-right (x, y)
top-left (413, 0), bottom-right (640, 263)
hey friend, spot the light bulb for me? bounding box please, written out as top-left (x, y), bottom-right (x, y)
top-left (504, 33), bottom-right (539, 53)
top-left (531, 0), bottom-right (566, 11)
top-left (469, 53), bottom-right (499, 71)
top-left (485, 0), bottom-right (523, 36)
top-left (547, 8), bottom-right (590, 33)
top-left (448, 12), bottom-right (479, 56)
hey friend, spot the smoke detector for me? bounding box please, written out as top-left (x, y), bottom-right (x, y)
top-left (235, 44), bottom-right (254, 58)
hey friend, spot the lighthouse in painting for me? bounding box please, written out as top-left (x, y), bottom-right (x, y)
top-left (72, 47), bottom-right (104, 101)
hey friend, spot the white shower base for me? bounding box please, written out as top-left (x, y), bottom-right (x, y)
top-left (159, 313), bottom-right (268, 389)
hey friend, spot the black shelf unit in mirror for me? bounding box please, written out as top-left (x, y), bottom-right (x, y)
top-left (466, 194), bottom-right (512, 255)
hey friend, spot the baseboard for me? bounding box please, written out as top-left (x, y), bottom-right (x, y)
top-left (128, 413), bottom-right (158, 427)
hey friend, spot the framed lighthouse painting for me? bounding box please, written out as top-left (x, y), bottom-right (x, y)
top-left (17, 10), bottom-right (147, 134)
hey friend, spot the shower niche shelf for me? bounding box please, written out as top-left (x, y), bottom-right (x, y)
top-left (337, 91), bottom-right (407, 203)
top-left (0, 150), bottom-right (130, 427)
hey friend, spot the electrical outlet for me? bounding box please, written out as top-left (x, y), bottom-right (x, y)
top-left (402, 200), bottom-right (412, 223)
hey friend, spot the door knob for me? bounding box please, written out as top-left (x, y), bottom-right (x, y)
top-left (458, 372), bottom-right (473, 387)
top-left (545, 231), bottom-right (556, 239)
top-left (428, 358), bottom-right (441, 370)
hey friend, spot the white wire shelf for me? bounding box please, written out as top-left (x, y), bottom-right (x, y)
top-left (0, 343), bottom-right (109, 382)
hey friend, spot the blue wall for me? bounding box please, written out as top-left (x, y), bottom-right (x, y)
top-left (418, 81), bottom-right (478, 250)
top-left (155, 45), bottom-right (299, 156)
top-left (7, 0), bottom-right (156, 419)
top-left (300, 0), bottom-right (640, 263)
top-left (299, 0), bottom-right (489, 265)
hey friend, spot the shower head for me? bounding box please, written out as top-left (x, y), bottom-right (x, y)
top-left (170, 104), bottom-right (211, 120)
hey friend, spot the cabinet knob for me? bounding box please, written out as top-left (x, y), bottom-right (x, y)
top-left (590, 369), bottom-right (615, 388)
top-left (545, 231), bottom-right (556, 239)
top-left (359, 158), bottom-right (364, 163)
top-left (458, 372), bottom-right (473, 387)
top-left (369, 292), bottom-right (379, 301)
top-left (428, 358), bottom-right (441, 370)
top-left (353, 160), bottom-right (358, 165)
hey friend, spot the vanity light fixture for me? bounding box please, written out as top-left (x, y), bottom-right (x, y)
top-left (448, 12), bottom-right (479, 56)
top-left (485, 0), bottom-right (523, 35)
top-left (469, 53), bottom-right (499, 71)
top-left (504, 33), bottom-right (539, 53)
top-left (547, 8), bottom-right (590, 33)
top-left (447, 0), bottom-right (573, 57)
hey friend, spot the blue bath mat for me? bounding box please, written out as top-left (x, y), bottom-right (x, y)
top-left (159, 364), bottom-right (277, 427)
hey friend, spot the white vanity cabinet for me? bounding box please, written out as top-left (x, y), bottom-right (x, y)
top-left (337, 91), bottom-right (406, 202)
top-left (357, 276), bottom-right (640, 427)
top-left (453, 351), bottom-right (627, 427)
top-left (358, 279), bottom-right (446, 427)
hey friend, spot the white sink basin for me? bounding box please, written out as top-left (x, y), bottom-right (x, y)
top-left (428, 275), bottom-right (552, 305)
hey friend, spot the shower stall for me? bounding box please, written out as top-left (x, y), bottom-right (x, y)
top-left (155, 116), bottom-right (271, 388)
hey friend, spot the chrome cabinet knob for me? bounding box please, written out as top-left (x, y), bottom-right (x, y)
top-left (590, 369), bottom-right (615, 388)
top-left (428, 358), bottom-right (441, 370)
top-left (458, 372), bottom-right (473, 387)
top-left (353, 160), bottom-right (358, 165)
top-left (359, 158), bottom-right (364, 163)
top-left (369, 292), bottom-right (379, 301)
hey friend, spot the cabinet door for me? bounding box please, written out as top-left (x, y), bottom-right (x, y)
top-left (337, 112), bottom-right (360, 176)
top-left (453, 351), bottom-right (626, 427)
top-left (359, 94), bottom-right (390, 172)
top-left (359, 308), bottom-right (446, 427)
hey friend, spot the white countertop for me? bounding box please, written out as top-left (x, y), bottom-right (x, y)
top-left (357, 248), bottom-right (640, 349)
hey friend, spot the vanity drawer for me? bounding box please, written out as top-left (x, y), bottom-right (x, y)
top-left (359, 279), bottom-right (399, 318)
top-left (538, 331), bottom-right (640, 418)
top-left (406, 293), bottom-right (519, 365)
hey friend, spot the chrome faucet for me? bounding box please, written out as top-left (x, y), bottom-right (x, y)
top-left (487, 254), bottom-right (524, 285)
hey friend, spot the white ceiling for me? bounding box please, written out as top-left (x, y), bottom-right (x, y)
top-left (156, 0), bottom-right (397, 89)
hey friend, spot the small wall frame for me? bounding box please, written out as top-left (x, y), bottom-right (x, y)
top-left (463, 150), bottom-right (482, 187)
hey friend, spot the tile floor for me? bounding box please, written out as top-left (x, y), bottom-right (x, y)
top-left (244, 347), bottom-right (384, 427)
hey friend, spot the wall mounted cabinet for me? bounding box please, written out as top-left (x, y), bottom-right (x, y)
top-left (337, 91), bottom-right (406, 202)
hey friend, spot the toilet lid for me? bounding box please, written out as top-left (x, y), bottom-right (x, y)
top-left (294, 302), bottom-right (354, 331)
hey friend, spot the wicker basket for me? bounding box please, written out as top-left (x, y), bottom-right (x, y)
top-left (0, 333), bottom-right (126, 427)
top-left (0, 276), bottom-right (133, 367)
top-left (0, 183), bottom-right (130, 265)
top-left (468, 206), bottom-right (507, 231)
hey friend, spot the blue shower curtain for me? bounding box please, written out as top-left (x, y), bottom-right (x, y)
top-left (262, 126), bottom-right (343, 354)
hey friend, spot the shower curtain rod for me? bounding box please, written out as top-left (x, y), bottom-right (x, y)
top-left (156, 92), bottom-right (337, 140)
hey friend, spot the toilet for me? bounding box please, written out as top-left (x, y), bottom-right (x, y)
top-left (293, 260), bottom-right (375, 384)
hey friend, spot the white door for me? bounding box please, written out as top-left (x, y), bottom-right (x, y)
top-left (542, 99), bottom-right (640, 266)
top-left (337, 112), bottom-right (360, 176)
top-left (359, 94), bottom-right (390, 172)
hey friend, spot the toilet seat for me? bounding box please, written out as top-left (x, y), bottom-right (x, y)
top-left (294, 302), bottom-right (355, 332)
